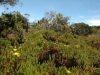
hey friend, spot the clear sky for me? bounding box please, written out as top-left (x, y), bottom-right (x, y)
top-left (0, 0), bottom-right (100, 26)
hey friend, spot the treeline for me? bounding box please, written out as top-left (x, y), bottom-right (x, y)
top-left (0, 11), bottom-right (100, 44)
top-left (31, 11), bottom-right (99, 36)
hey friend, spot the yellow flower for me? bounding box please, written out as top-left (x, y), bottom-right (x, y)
top-left (66, 70), bottom-right (71, 74)
top-left (13, 52), bottom-right (20, 57)
top-left (13, 48), bottom-right (17, 51)
top-left (75, 45), bottom-right (80, 48)
top-left (64, 45), bottom-right (66, 46)
top-left (66, 45), bottom-right (69, 47)
top-left (13, 46), bottom-right (17, 51)
top-left (10, 51), bottom-right (13, 53)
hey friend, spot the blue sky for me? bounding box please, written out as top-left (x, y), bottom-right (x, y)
top-left (0, 0), bottom-right (100, 26)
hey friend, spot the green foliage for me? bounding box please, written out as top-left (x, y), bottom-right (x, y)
top-left (35, 11), bottom-right (70, 32)
top-left (0, 38), bottom-right (11, 49)
top-left (71, 22), bottom-right (92, 36)
top-left (0, 11), bottom-right (28, 45)
top-left (1, 29), bottom-right (100, 75)
top-left (0, 11), bottom-right (28, 33)
top-left (0, 0), bottom-right (20, 6)
top-left (0, 11), bottom-right (100, 75)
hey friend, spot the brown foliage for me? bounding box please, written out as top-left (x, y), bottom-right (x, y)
top-left (38, 46), bottom-right (78, 68)
top-left (89, 41), bottom-right (100, 50)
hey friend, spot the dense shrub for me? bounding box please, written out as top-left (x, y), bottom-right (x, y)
top-left (0, 38), bottom-right (11, 49)
top-left (0, 29), bottom-right (100, 75)
top-left (71, 22), bottom-right (92, 36)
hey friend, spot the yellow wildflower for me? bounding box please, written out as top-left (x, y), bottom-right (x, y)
top-left (13, 52), bottom-right (20, 57)
top-left (13, 46), bottom-right (17, 51)
top-left (75, 45), bottom-right (80, 48)
top-left (66, 70), bottom-right (71, 74)
top-left (10, 51), bottom-right (13, 53)
top-left (66, 45), bottom-right (69, 47)
top-left (13, 48), bottom-right (17, 51)
top-left (64, 45), bottom-right (66, 46)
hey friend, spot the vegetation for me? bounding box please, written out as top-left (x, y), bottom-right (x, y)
top-left (0, 11), bottom-right (28, 45)
top-left (0, 0), bottom-right (20, 6)
top-left (0, 11), bottom-right (100, 75)
top-left (70, 22), bottom-right (92, 36)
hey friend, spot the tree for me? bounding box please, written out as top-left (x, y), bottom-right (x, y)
top-left (36, 17), bottom-right (49, 29)
top-left (51, 13), bottom-right (69, 31)
top-left (24, 13), bottom-right (30, 32)
top-left (70, 22), bottom-right (92, 36)
top-left (0, 0), bottom-right (20, 6)
top-left (0, 11), bottom-right (28, 42)
top-left (36, 11), bottom-right (70, 32)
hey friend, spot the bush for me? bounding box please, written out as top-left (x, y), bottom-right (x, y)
top-left (71, 22), bottom-right (92, 36)
top-left (0, 38), bottom-right (11, 49)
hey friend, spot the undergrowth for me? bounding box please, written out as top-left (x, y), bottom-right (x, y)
top-left (0, 30), bottom-right (100, 75)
